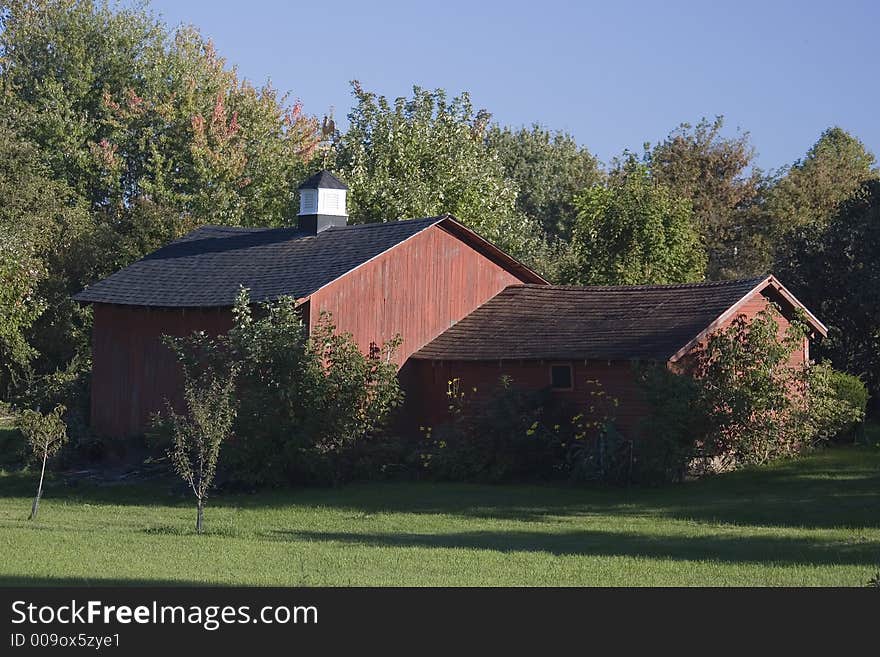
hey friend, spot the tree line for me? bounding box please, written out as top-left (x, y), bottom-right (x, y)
top-left (1, 0), bottom-right (878, 421)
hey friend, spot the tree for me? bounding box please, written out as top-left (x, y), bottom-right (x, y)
top-left (0, 0), bottom-right (320, 401)
top-left (646, 117), bottom-right (763, 279)
top-left (0, 122), bottom-right (90, 398)
top-left (330, 82), bottom-right (549, 268)
top-left (162, 347), bottom-right (237, 534)
top-left (18, 404), bottom-right (68, 520)
top-left (567, 160), bottom-right (706, 285)
top-left (766, 127), bottom-right (877, 233)
top-left (486, 124), bottom-right (601, 239)
top-left (776, 179), bottom-right (880, 408)
top-left (0, 1), bottom-right (320, 231)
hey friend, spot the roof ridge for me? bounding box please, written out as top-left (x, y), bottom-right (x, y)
top-left (517, 277), bottom-right (768, 292)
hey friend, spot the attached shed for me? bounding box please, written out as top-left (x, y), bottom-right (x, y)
top-left (406, 276), bottom-right (828, 436)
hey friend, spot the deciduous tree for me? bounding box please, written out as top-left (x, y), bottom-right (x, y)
top-left (487, 124), bottom-right (601, 239)
top-left (18, 404), bottom-right (68, 520)
top-left (567, 160), bottom-right (706, 285)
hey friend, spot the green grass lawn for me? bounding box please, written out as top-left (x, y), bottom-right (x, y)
top-left (0, 442), bottom-right (878, 586)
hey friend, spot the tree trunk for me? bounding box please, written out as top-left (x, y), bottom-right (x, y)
top-left (196, 497), bottom-right (204, 534)
top-left (29, 447), bottom-right (48, 521)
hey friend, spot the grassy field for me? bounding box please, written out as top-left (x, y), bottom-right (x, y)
top-left (0, 438), bottom-right (878, 586)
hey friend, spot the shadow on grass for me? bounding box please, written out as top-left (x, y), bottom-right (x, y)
top-left (0, 575), bottom-right (219, 587)
top-left (1, 447), bottom-right (878, 530)
top-left (275, 528), bottom-right (880, 567)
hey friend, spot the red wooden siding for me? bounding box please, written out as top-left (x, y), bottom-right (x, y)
top-left (401, 359), bottom-right (650, 437)
top-left (90, 304), bottom-right (233, 437)
top-left (307, 224), bottom-right (527, 366)
top-left (674, 288), bottom-right (808, 373)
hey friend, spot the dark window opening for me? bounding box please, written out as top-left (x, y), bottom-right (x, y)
top-left (550, 364), bottom-right (573, 390)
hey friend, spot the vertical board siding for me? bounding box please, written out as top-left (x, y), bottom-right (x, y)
top-left (308, 224), bottom-right (527, 367)
top-left (403, 359), bottom-right (650, 438)
top-left (90, 304), bottom-right (233, 437)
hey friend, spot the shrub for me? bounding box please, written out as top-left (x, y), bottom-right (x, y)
top-left (808, 363), bottom-right (867, 443)
top-left (420, 376), bottom-right (566, 483)
top-left (635, 308), bottom-right (868, 481)
top-left (694, 306), bottom-right (813, 467)
top-left (160, 288), bottom-right (403, 487)
top-left (565, 380), bottom-right (633, 484)
top-left (634, 363), bottom-right (703, 483)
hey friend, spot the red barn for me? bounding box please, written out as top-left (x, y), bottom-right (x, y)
top-left (74, 171), bottom-right (826, 438)
top-left (74, 172), bottom-right (545, 436)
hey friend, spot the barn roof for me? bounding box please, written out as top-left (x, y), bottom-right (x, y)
top-left (73, 215), bottom-right (545, 308)
top-left (413, 276), bottom-right (826, 362)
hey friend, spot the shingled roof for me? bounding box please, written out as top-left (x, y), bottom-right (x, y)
top-left (297, 170), bottom-right (348, 190)
top-left (413, 277), bottom-right (823, 362)
top-left (73, 217), bottom-right (446, 307)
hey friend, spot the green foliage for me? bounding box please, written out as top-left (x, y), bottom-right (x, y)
top-left (162, 353), bottom-right (237, 534)
top-left (775, 179), bottom-right (880, 406)
top-left (18, 404), bottom-right (68, 463)
top-left (486, 123), bottom-right (601, 239)
top-left (161, 289), bottom-right (403, 487)
top-left (645, 117), bottom-right (763, 279)
top-left (420, 376), bottom-right (564, 483)
top-left (0, 122), bottom-right (90, 398)
top-left (695, 306), bottom-right (811, 466)
top-left (636, 311), bottom-right (866, 478)
top-left (767, 127), bottom-right (877, 234)
top-left (567, 160), bottom-right (706, 285)
top-left (1, 0), bottom-right (320, 228)
top-left (331, 82), bottom-right (551, 270)
top-left (807, 363), bottom-right (867, 443)
top-left (634, 364), bottom-right (703, 483)
top-left (0, 0), bottom-right (319, 405)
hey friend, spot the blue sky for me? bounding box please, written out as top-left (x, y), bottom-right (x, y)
top-left (148, 0), bottom-right (878, 172)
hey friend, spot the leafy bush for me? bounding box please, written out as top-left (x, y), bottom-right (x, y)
top-left (694, 306), bottom-right (813, 466)
top-left (422, 377), bottom-right (640, 485)
top-left (564, 380), bottom-right (633, 484)
top-left (420, 376), bottom-right (566, 483)
top-left (634, 308), bottom-right (868, 480)
top-left (807, 363), bottom-right (867, 442)
top-left (160, 289), bottom-right (403, 487)
top-left (634, 364), bottom-right (703, 483)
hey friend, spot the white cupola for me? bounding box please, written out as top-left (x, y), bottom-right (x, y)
top-left (297, 170), bottom-right (349, 233)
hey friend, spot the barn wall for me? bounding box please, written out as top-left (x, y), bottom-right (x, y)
top-left (308, 224), bottom-right (528, 366)
top-left (401, 359), bottom-right (650, 439)
top-left (90, 304), bottom-right (233, 437)
top-left (674, 288), bottom-right (809, 372)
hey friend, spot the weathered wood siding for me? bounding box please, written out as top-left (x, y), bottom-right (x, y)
top-left (308, 224), bottom-right (528, 366)
top-left (90, 304), bottom-right (233, 437)
top-left (401, 358), bottom-right (650, 437)
top-left (674, 287), bottom-right (809, 372)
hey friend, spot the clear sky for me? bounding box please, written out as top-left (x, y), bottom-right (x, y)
top-left (147, 0), bottom-right (878, 172)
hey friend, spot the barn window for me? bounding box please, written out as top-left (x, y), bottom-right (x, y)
top-left (550, 364), bottom-right (573, 390)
